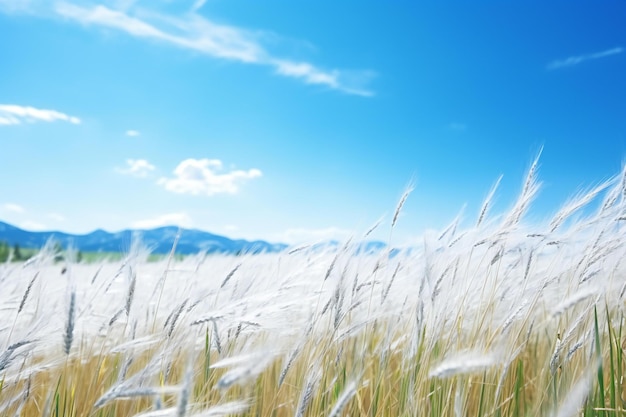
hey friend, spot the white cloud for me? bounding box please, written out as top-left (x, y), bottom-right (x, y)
top-left (157, 158), bottom-right (262, 196)
top-left (0, 104), bottom-right (81, 125)
top-left (280, 227), bottom-right (353, 245)
top-left (547, 47), bottom-right (623, 70)
top-left (131, 212), bottom-right (192, 229)
top-left (0, 0), bottom-right (36, 14)
top-left (47, 213), bottom-right (66, 222)
top-left (126, 129), bottom-right (140, 137)
top-left (53, 2), bottom-right (374, 95)
top-left (116, 158), bottom-right (156, 178)
top-left (271, 59), bottom-right (375, 96)
top-left (2, 203), bottom-right (25, 213)
top-left (274, 60), bottom-right (340, 88)
top-left (191, 0), bottom-right (207, 12)
top-left (56, 3), bottom-right (266, 62)
top-left (21, 220), bottom-right (47, 231)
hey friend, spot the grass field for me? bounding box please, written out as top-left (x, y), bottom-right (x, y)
top-left (2, 161), bottom-right (626, 416)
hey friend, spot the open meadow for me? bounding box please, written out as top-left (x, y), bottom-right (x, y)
top-left (2, 162), bottom-right (626, 417)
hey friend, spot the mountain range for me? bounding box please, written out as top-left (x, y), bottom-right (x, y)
top-left (0, 221), bottom-right (288, 255)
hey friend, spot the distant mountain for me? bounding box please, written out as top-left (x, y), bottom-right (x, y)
top-left (305, 240), bottom-right (387, 254)
top-left (0, 221), bottom-right (288, 255)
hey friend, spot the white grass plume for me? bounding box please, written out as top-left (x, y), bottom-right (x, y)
top-left (214, 350), bottom-right (277, 390)
top-left (429, 350), bottom-right (500, 378)
top-left (176, 360), bottom-right (193, 417)
top-left (552, 361), bottom-right (598, 417)
top-left (95, 386), bottom-right (181, 409)
top-left (328, 380), bottom-right (358, 417)
top-left (549, 179), bottom-right (613, 233)
top-left (550, 288), bottom-right (597, 317)
top-left (188, 401), bottom-right (250, 416)
top-left (130, 408), bottom-right (176, 417)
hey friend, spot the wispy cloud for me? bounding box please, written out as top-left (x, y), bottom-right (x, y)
top-left (2, 203), bottom-right (25, 213)
top-left (56, 3), bottom-right (263, 62)
top-left (547, 47), bottom-right (623, 70)
top-left (0, 104), bottom-right (81, 125)
top-left (116, 158), bottom-right (156, 178)
top-left (47, 212), bottom-right (66, 222)
top-left (131, 212), bottom-right (192, 229)
top-left (273, 60), bottom-right (375, 97)
top-left (0, 0), bottom-right (36, 14)
top-left (20, 220), bottom-right (47, 231)
top-left (222, 224), bottom-right (239, 232)
top-left (191, 0), bottom-right (207, 13)
top-left (157, 158), bottom-right (261, 196)
top-left (125, 129), bottom-right (140, 137)
top-left (52, 2), bottom-right (374, 95)
top-left (274, 60), bottom-right (340, 88)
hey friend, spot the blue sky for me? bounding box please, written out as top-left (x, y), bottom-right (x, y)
top-left (0, 1), bottom-right (624, 245)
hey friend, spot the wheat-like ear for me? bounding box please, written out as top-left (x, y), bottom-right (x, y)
top-left (221, 263), bottom-right (242, 288)
top-left (212, 320), bottom-right (222, 354)
top-left (477, 174), bottom-right (503, 227)
top-left (18, 273), bottom-right (38, 314)
top-left (278, 345), bottom-right (301, 387)
top-left (523, 146), bottom-right (542, 197)
top-left (0, 340), bottom-right (36, 372)
top-left (166, 299), bottom-right (188, 338)
top-left (294, 367), bottom-right (321, 417)
top-left (501, 148), bottom-right (543, 230)
top-left (392, 184), bottom-right (414, 229)
top-left (550, 179), bottom-right (613, 233)
top-left (125, 266), bottom-right (136, 316)
top-left (363, 216), bottom-right (384, 238)
top-left (63, 290), bottom-right (76, 355)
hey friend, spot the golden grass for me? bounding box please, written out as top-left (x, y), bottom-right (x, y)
top-left (1, 307), bottom-right (624, 416)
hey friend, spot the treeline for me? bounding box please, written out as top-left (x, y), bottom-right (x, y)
top-left (0, 240), bottom-right (31, 262)
top-left (0, 240), bottom-right (87, 263)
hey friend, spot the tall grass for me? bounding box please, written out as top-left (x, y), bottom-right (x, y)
top-left (1, 163), bottom-right (626, 416)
